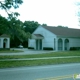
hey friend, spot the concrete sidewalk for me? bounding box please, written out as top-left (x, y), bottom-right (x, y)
top-left (0, 48), bottom-right (55, 55)
top-left (0, 56), bottom-right (80, 61)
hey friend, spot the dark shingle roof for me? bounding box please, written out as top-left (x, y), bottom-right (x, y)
top-left (42, 26), bottom-right (80, 38)
top-left (0, 34), bottom-right (10, 37)
top-left (34, 34), bottom-right (44, 37)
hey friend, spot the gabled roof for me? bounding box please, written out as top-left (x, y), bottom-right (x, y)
top-left (34, 34), bottom-right (44, 37)
top-left (32, 34), bottom-right (44, 39)
top-left (0, 34), bottom-right (10, 37)
top-left (42, 26), bottom-right (80, 38)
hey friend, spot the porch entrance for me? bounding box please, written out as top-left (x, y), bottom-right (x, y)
top-left (58, 39), bottom-right (63, 50)
top-left (36, 39), bottom-right (42, 50)
top-left (3, 39), bottom-right (7, 48)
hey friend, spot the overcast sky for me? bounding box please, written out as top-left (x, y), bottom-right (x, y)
top-left (0, 0), bottom-right (80, 29)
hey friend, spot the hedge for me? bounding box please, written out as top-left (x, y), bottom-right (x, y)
top-left (43, 47), bottom-right (53, 50)
top-left (70, 47), bottom-right (80, 51)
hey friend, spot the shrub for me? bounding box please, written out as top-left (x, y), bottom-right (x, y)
top-left (0, 48), bottom-right (10, 51)
top-left (70, 47), bottom-right (80, 51)
top-left (43, 47), bottom-right (53, 50)
top-left (28, 47), bottom-right (34, 49)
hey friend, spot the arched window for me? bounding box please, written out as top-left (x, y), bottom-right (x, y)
top-left (65, 39), bottom-right (69, 50)
top-left (54, 38), bottom-right (56, 50)
top-left (58, 38), bottom-right (63, 50)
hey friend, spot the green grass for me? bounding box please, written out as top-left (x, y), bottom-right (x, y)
top-left (0, 51), bottom-right (80, 68)
top-left (0, 50), bottom-right (23, 53)
top-left (0, 51), bottom-right (80, 59)
top-left (0, 58), bottom-right (80, 68)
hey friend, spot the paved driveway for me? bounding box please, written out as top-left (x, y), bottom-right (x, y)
top-left (0, 48), bottom-right (55, 55)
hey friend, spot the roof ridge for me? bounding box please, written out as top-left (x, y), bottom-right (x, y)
top-left (42, 26), bottom-right (80, 37)
top-left (42, 26), bottom-right (80, 30)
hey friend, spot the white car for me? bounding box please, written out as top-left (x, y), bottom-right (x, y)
top-left (18, 45), bottom-right (23, 48)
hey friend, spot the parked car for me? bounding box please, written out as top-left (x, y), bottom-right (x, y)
top-left (18, 45), bottom-right (23, 48)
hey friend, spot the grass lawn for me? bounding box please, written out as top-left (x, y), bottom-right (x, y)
top-left (0, 51), bottom-right (80, 68)
top-left (0, 51), bottom-right (80, 59)
top-left (0, 49), bottom-right (23, 53)
top-left (0, 58), bottom-right (80, 68)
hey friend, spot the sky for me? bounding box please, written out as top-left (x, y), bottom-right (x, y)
top-left (0, 0), bottom-right (80, 29)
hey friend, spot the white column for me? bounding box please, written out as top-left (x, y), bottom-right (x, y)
top-left (34, 39), bottom-right (36, 50)
top-left (42, 39), bottom-right (43, 50)
top-left (1, 38), bottom-right (3, 48)
top-left (6, 38), bottom-right (10, 48)
top-left (55, 38), bottom-right (58, 51)
top-left (62, 38), bottom-right (65, 51)
top-left (38, 39), bottom-right (40, 50)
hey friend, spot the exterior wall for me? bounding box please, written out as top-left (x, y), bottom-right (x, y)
top-left (29, 26), bottom-right (80, 51)
top-left (30, 26), bottom-right (57, 50)
top-left (69, 38), bottom-right (80, 47)
top-left (57, 37), bottom-right (80, 51)
top-left (28, 39), bottom-right (36, 49)
top-left (57, 37), bottom-right (69, 51)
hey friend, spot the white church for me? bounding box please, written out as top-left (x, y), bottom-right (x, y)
top-left (28, 26), bottom-right (80, 51)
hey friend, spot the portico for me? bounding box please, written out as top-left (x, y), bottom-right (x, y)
top-left (0, 34), bottom-right (10, 49)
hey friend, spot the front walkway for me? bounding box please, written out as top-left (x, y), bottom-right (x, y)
top-left (0, 48), bottom-right (55, 55)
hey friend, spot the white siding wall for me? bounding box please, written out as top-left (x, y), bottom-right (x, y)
top-left (28, 39), bottom-right (36, 49)
top-left (29, 26), bottom-right (80, 51)
top-left (32, 26), bottom-right (57, 49)
top-left (69, 38), bottom-right (80, 47)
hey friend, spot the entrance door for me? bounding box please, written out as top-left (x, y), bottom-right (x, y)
top-left (3, 39), bottom-right (7, 48)
top-left (3, 42), bottom-right (6, 48)
top-left (40, 39), bottom-right (42, 50)
top-left (36, 39), bottom-right (38, 50)
top-left (58, 39), bottom-right (63, 50)
top-left (36, 39), bottom-right (42, 50)
top-left (65, 39), bottom-right (69, 50)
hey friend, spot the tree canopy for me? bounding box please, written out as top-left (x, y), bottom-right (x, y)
top-left (0, 0), bottom-right (48, 47)
top-left (0, 15), bottom-right (47, 47)
top-left (23, 21), bottom-right (40, 33)
top-left (0, 0), bottom-right (23, 18)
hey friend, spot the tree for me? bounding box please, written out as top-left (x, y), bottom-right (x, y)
top-left (57, 25), bottom-right (68, 28)
top-left (0, 1), bottom-right (38, 47)
top-left (0, 15), bottom-right (9, 34)
top-left (75, 1), bottom-right (80, 25)
top-left (8, 17), bottom-right (31, 47)
top-left (23, 21), bottom-right (40, 33)
top-left (57, 25), bottom-right (63, 27)
top-left (0, 0), bottom-right (23, 18)
top-left (42, 23), bottom-right (47, 26)
top-left (1, 15), bottom-right (31, 47)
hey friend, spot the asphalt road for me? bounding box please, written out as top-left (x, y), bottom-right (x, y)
top-left (0, 63), bottom-right (80, 80)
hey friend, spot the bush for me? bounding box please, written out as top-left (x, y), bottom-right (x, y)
top-left (70, 47), bottom-right (80, 51)
top-left (43, 47), bottom-right (53, 50)
top-left (28, 47), bottom-right (34, 49)
top-left (0, 48), bottom-right (10, 51)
